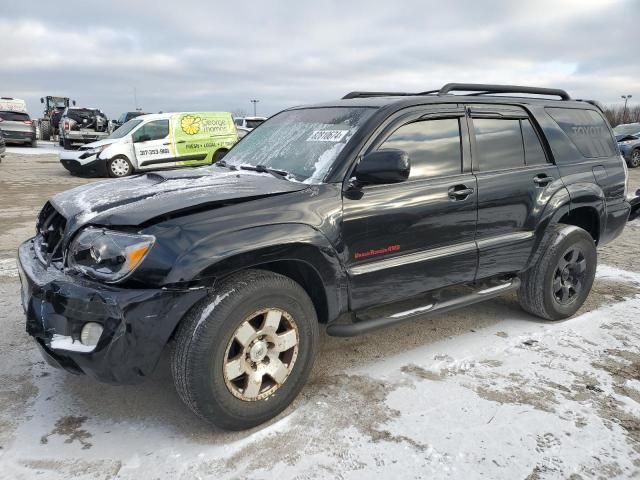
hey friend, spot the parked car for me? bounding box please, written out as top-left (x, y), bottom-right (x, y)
top-left (614, 123), bottom-right (640, 168)
top-left (60, 112), bottom-right (238, 177)
top-left (0, 110), bottom-right (37, 147)
top-left (18, 83), bottom-right (631, 430)
top-left (234, 116), bottom-right (266, 130)
top-left (58, 107), bottom-right (109, 149)
top-left (236, 126), bottom-right (251, 139)
top-left (109, 111), bottom-right (148, 134)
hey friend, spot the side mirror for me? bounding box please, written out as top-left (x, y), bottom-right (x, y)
top-left (40, 98), bottom-right (44, 103)
top-left (354, 149), bottom-right (410, 185)
top-left (72, 100), bottom-right (76, 106)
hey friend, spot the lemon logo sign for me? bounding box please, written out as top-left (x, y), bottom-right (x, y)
top-left (181, 115), bottom-right (201, 135)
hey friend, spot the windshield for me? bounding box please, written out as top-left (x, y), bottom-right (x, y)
top-left (108, 119), bottom-right (144, 139)
top-left (221, 107), bottom-right (375, 183)
top-left (245, 119), bottom-right (265, 129)
top-left (613, 123), bottom-right (640, 136)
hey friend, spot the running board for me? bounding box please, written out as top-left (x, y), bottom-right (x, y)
top-left (326, 278), bottom-right (521, 337)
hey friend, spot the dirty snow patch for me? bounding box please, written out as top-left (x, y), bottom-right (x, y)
top-left (49, 335), bottom-right (96, 353)
top-left (0, 258), bottom-right (19, 278)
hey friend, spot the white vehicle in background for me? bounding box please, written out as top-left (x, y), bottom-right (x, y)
top-left (234, 116), bottom-right (266, 131)
top-left (59, 111), bottom-right (238, 177)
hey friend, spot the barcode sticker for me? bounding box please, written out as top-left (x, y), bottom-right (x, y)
top-left (307, 130), bottom-right (348, 142)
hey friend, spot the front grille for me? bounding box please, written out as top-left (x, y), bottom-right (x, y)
top-left (36, 202), bottom-right (67, 265)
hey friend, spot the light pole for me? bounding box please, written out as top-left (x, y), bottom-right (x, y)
top-left (622, 94), bottom-right (632, 124)
top-left (250, 99), bottom-right (259, 116)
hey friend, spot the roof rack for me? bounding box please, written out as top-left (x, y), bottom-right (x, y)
top-left (342, 84), bottom-right (571, 101)
top-left (437, 83), bottom-right (571, 100)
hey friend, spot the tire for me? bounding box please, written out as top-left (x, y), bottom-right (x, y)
top-left (59, 136), bottom-right (63, 146)
top-left (518, 224), bottom-right (597, 321)
top-left (107, 156), bottom-right (133, 178)
top-left (629, 149), bottom-right (640, 169)
top-left (212, 149), bottom-right (228, 163)
top-left (39, 120), bottom-right (51, 141)
top-left (171, 269), bottom-right (319, 430)
top-left (30, 139), bottom-right (37, 148)
top-left (63, 138), bottom-right (72, 150)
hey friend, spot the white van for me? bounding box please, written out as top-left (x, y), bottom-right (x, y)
top-left (60, 112), bottom-right (238, 177)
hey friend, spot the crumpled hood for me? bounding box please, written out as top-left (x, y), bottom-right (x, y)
top-left (50, 167), bottom-right (308, 236)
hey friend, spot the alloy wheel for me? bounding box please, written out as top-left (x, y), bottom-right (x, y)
top-left (223, 308), bottom-right (299, 401)
top-left (552, 247), bottom-right (587, 305)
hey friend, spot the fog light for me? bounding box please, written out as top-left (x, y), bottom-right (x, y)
top-left (80, 322), bottom-right (103, 347)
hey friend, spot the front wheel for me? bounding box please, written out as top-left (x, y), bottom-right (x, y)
top-left (519, 224), bottom-right (597, 320)
top-left (629, 149), bottom-right (640, 168)
top-left (212, 149), bottom-right (228, 163)
top-left (171, 269), bottom-right (319, 430)
top-left (108, 156), bottom-right (133, 177)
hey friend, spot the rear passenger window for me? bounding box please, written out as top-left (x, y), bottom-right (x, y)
top-left (473, 118), bottom-right (524, 171)
top-left (546, 107), bottom-right (617, 158)
top-left (378, 118), bottom-right (462, 179)
top-left (521, 119), bottom-right (548, 165)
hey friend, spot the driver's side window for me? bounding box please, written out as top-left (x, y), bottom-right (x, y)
top-left (378, 118), bottom-right (462, 179)
top-left (133, 120), bottom-right (169, 142)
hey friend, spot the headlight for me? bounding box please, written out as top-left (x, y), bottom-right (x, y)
top-left (67, 227), bottom-right (155, 282)
top-left (87, 144), bottom-right (109, 156)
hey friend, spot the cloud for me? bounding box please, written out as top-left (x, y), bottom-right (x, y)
top-left (1, 0), bottom-right (638, 119)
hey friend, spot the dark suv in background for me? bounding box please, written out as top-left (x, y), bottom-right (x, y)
top-left (0, 110), bottom-right (37, 147)
top-left (18, 83), bottom-right (631, 430)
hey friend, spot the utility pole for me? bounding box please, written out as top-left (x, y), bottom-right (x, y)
top-left (250, 99), bottom-right (259, 116)
top-left (622, 94), bottom-right (632, 124)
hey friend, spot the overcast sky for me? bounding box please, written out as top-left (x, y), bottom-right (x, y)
top-left (2, 0), bottom-right (639, 119)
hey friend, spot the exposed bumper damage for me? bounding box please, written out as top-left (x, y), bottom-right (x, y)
top-left (18, 239), bottom-right (207, 384)
top-left (59, 150), bottom-right (108, 177)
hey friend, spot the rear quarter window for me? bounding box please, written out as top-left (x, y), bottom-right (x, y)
top-left (546, 107), bottom-right (617, 158)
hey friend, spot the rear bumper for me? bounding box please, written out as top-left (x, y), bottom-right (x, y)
top-left (3, 129), bottom-right (35, 144)
top-left (18, 238), bottom-right (208, 384)
top-left (600, 201), bottom-right (631, 245)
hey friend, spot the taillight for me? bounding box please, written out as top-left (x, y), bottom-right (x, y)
top-left (64, 121), bottom-right (70, 131)
top-left (24, 120), bottom-right (32, 125)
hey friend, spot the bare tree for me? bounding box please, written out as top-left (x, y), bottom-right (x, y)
top-left (602, 104), bottom-right (640, 127)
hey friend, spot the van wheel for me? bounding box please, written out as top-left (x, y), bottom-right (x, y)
top-left (630, 149), bottom-right (640, 168)
top-left (213, 149), bottom-right (228, 163)
top-left (108, 156), bottom-right (133, 177)
top-left (171, 269), bottom-right (319, 430)
top-left (518, 224), bottom-right (597, 320)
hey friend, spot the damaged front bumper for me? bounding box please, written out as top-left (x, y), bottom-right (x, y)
top-left (18, 238), bottom-right (208, 384)
top-left (59, 150), bottom-right (108, 177)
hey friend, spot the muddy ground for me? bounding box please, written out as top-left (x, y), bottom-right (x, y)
top-left (1, 146), bottom-right (639, 479)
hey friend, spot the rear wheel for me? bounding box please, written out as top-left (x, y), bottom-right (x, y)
top-left (519, 224), bottom-right (597, 320)
top-left (63, 138), bottom-right (72, 150)
top-left (108, 156), bottom-right (133, 177)
top-left (171, 269), bottom-right (319, 430)
top-left (629, 149), bottom-right (640, 168)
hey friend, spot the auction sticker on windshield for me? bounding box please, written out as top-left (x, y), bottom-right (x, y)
top-left (307, 130), bottom-right (349, 142)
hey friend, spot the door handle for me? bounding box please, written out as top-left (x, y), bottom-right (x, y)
top-left (533, 175), bottom-right (553, 186)
top-left (448, 185), bottom-right (474, 200)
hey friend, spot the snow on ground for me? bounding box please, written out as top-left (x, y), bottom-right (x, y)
top-left (5, 141), bottom-right (63, 156)
top-left (1, 264), bottom-right (639, 479)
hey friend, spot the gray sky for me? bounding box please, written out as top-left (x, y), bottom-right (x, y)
top-left (2, 0), bottom-right (638, 119)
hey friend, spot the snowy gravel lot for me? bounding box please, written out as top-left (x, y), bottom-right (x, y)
top-left (1, 147), bottom-right (640, 479)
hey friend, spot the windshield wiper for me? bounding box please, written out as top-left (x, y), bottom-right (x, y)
top-left (240, 164), bottom-right (291, 180)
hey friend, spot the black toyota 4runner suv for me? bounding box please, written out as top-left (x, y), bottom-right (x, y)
top-left (18, 84), bottom-right (632, 430)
